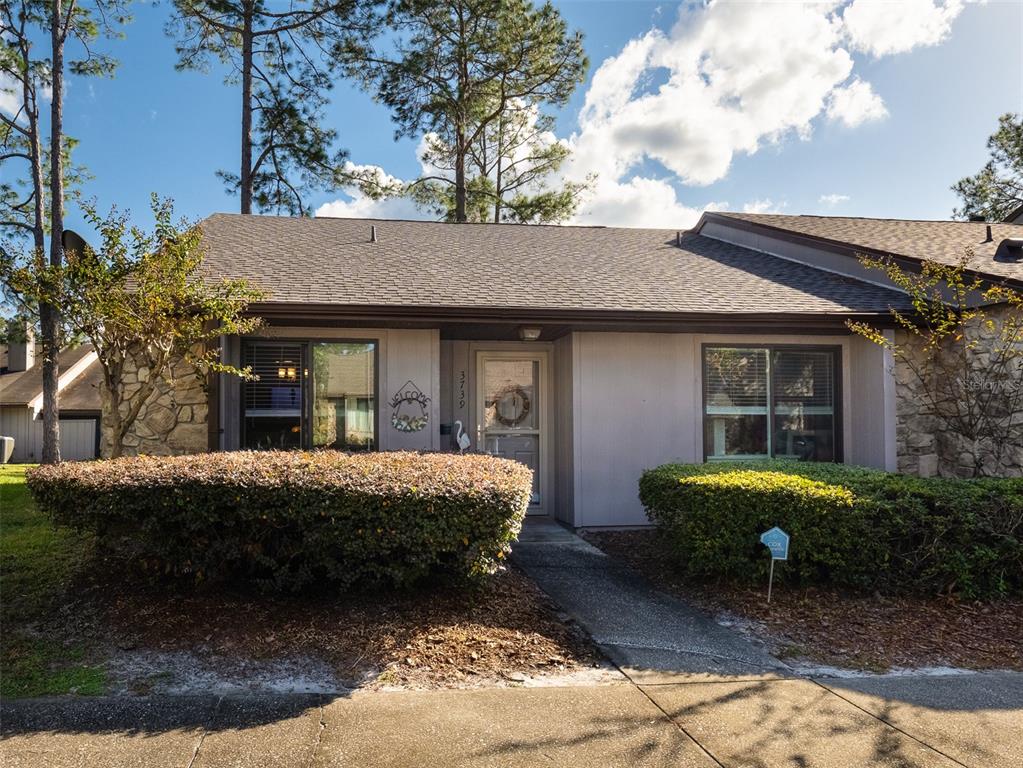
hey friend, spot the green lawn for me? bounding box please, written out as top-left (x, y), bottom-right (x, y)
top-left (1, 464), bottom-right (105, 697)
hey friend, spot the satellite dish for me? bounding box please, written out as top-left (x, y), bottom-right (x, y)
top-left (61, 229), bottom-right (89, 258)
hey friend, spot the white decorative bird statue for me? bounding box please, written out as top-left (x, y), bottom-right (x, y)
top-left (454, 420), bottom-right (471, 453)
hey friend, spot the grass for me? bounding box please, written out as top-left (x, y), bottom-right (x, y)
top-left (1, 464), bottom-right (105, 698)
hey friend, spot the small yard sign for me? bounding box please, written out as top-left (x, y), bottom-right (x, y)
top-left (759, 526), bottom-right (790, 604)
top-left (760, 527), bottom-right (790, 561)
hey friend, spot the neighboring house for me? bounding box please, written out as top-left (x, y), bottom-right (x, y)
top-left (105, 212), bottom-right (1023, 526)
top-left (0, 341), bottom-right (102, 462)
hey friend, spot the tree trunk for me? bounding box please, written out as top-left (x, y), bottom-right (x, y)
top-left (23, 37), bottom-right (45, 256)
top-left (454, 19), bottom-right (468, 224)
top-left (240, 2), bottom-right (254, 215)
top-left (454, 125), bottom-right (466, 222)
top-left (494, 116), bottom-right (503, 223)
top-left (41, 0), bottom-right (65, 464)
top-left (106, 390), bottom-right (124, 459)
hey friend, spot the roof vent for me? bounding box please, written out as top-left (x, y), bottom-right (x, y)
top-left (968, 214), bottom-right (986, 222)
top-left (370, 225), bottom-right (377, 243)
top-left (985, 224), bottom-right (993, 242)
top-left (676, 230), bottom-right (682, 246)
top-left (998, 237), bottom-right (1023, 263)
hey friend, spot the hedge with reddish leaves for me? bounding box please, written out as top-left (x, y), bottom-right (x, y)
top-left (27, 451), bottom-right (533, 591)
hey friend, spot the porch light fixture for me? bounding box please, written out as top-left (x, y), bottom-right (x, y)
top-left (519, 326), bottom-right (542, 341)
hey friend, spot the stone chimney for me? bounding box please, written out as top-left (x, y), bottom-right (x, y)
top-left (6, 324), bottom-right (36, 372)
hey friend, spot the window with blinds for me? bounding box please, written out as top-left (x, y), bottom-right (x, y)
top-left (241, 340), bottom-right (377, 451)
top-left (243, 342), bottom-right (304, 450)
top-left (703, 346), bottom-right (839, 462)
top-left (704, 348), bottom-right (769, 458)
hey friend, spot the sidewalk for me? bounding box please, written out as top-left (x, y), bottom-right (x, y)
top-left (3, 673), bottom-right (1021, 767)
top-left (513, 518), bottom-right (787, 681)
top-left (3, 521), bottom-right (1020, 766)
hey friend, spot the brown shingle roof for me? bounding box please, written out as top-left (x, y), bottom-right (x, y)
top-left (707, 213), bottom-right (1023, 283)
top-left (0, 345), bottom-right (99, 408)
top-left (198, 214), bottom-right (908, 316)
top-left (59, 360), bottom-right (103, 411)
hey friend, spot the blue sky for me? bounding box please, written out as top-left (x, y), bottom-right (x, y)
top-left (10, 0), bottom-right (1023, 234)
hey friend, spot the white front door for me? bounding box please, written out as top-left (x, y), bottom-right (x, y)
top-left (477, 352), bottom-right (548, 515)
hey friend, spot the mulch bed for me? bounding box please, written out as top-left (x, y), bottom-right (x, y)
top-left (63, 565), bottom-right (600, 689)
top-left (584, 530), bottom-right (1023, 673)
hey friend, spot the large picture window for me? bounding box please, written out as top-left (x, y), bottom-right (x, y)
top-left (242, 340), bottom-right (376, 451)
top-left (703, 346), bottom-right (840, 462)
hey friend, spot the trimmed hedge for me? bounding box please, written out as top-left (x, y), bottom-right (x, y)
top-left (27, 451), bottom-right (533, 591)
top-left (640, 461), bottom-right (1023, 599)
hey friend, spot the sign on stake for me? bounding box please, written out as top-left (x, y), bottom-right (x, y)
top-left (759, 526), bottom-right (790, 604)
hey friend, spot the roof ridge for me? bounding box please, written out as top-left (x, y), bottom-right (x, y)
top-left (201, 212), bottom-right (693, 233)
top-left (717, 211), bottom-right (1022, 226)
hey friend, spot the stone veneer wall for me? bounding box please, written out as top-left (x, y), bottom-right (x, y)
top-left (100, 354), bottom-right (208, 458)
top-left (894, 304), bottom-right (1023, 478)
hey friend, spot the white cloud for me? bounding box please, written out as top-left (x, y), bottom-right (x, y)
top-left (742, 198), bottom-right (787, 214)
top-left (819, 193), bottom-right (851, 207)
top-left (567, 2), bottom-right (855, 191)
top-left (315, 161), bottom-right (427, 220)
top-left (826, 78), bottom-right (889, 127)
top-left (818, 191), bottom-right (851, 205)
top-left (320, 0), bottom-right (970, 229)
top-left (842, 0), bottom-right (966, 57)
top-left (562, 1), bottom-right (871, 226)
top-left (572, 175), bottom-right (717, 229)
top-left (0, 72), bottom-right (21, 117)
top-left (0, 70), bottom-right (52, 120)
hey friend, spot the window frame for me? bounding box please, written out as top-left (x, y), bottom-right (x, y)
top-left (240, 337), bottom-right (380, 452)
top-left (701, 343), bottom-right (843, 463)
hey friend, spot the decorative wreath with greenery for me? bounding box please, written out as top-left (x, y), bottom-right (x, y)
top-left (493, 385), bottom-right (531, 427)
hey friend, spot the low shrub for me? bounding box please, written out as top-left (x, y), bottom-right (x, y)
top-left (640, 461), bottom-right (1023, 599)
top-left (27, 451), bottom-right (534, 592)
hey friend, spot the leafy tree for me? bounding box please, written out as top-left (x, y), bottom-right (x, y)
top-left (953, 113), bottom-right (1023, 222)
top-left (848, 253), bottom-right (1023, 478)
top-left (5, 196), bottom-right (264, 458)
top-left (410, 99), bottom-right (589, 223)
top-left (167, 0), bottom-right (380, 215)
top-left (0, 0), bottom-right (128, 463)
top-left (351, 0), bottom-right (587, 222)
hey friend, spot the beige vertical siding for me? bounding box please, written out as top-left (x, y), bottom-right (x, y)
top-left (552, 334), bottom-right (577, 525)
top-left (568, 331), bottom-right (895, 527)
top-left (848, 333), bottom-right (898, 470)
top-left (0, 408), bottom-right (96, 462)
top-left (572, 332), bottom-right (698, 527)
top-left (382, 329), bottom-right (441, 452)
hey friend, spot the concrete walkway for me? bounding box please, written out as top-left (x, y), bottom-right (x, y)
top-left (513, 518), bottom-right (787, 682)
top-left (3, 673), bottom-right (1021, 767)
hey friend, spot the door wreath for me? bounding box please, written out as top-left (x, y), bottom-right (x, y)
top-left (492, 385), bottom-right (531, 427)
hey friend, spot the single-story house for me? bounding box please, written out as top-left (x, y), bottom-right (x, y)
top-left (13, 210), bottom-right (1022, 526)
top-left (0, 342), bottom-right (102, 462)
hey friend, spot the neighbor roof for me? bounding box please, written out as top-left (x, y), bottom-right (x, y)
top-left (198, 214), bottom-right (908, 317)
top-left (0, 345), bottom-right (100, 409)
top-left (705, 213), bottom-right (1023, 284)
